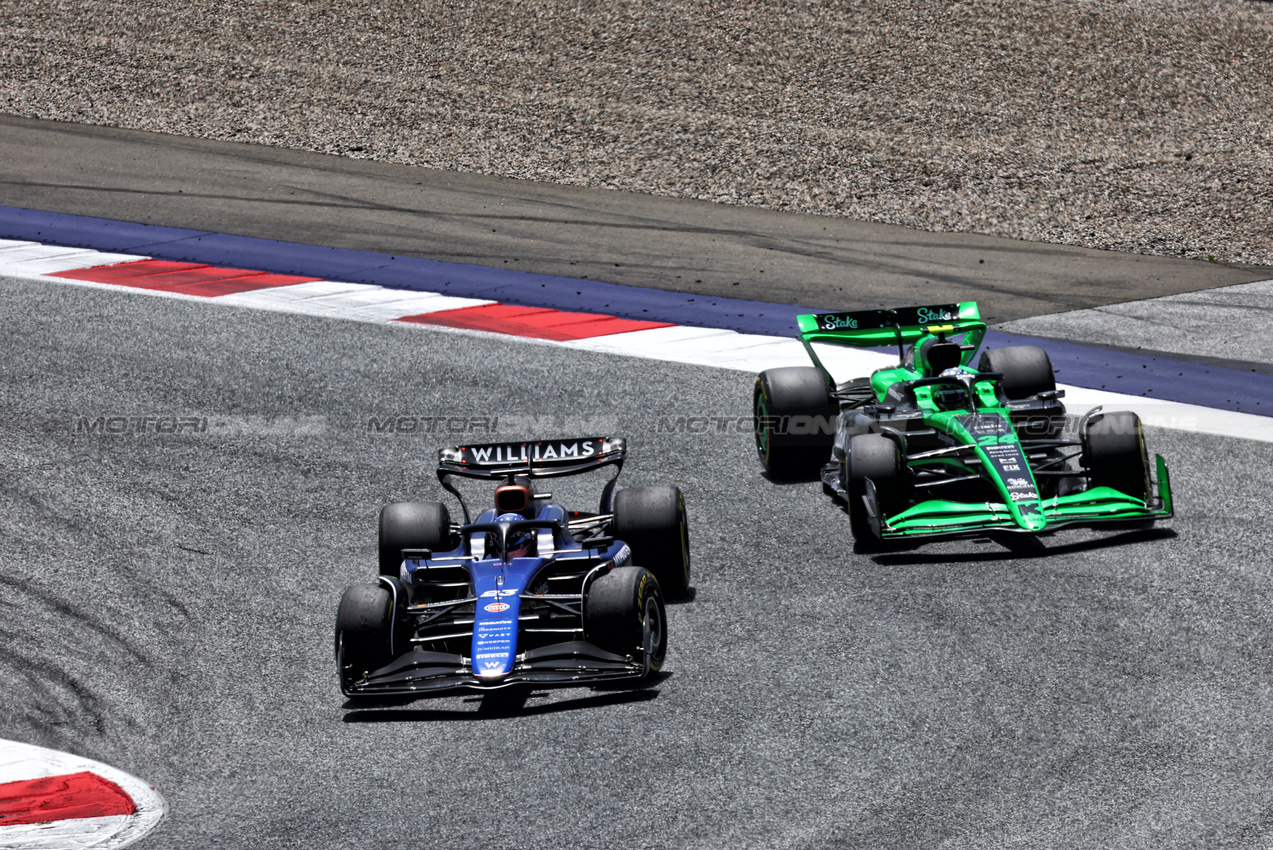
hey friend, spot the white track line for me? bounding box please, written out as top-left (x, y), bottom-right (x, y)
top-left (0, 241), bottom-right (144, 275)
top-left (217, 281), bottom-right (493, 321)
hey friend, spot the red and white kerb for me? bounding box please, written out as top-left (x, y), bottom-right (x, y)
top-left (0, 739), bottom-right (165, 849)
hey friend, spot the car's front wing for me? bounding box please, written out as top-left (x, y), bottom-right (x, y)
top-left (875, 455), bottom-right (1173, 540)
top-left (340, 641), bottom-right (646, 698)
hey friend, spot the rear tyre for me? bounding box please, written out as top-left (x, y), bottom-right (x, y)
top-left (335, 583), bottom-right (394, 690)
top-left (1083, 411), bottom-right (1151, 502)
top-left (613, 486), bottom-right (690, 600)
top-left (378, 501), bottom-right (453, 576)
top-left (978, 346), bottom-right (1056, 400)
top-left (845, 434), bottom-right (906, 549)
top-left (754, 367), bottom-right (838, 479)
top-left (584, 567), bottom-right (667, 675)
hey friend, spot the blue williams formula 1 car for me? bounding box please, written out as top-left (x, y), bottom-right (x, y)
top-left (335, 437), bottom-right (691, 698)
top-left (753, 302), bottom-right (1173, 550)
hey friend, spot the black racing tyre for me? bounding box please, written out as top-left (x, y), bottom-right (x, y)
top-left (335, 583), bottom-right (394, 688)
top-left (978, 346), bottom-right (1056, 400)
top-left (378, 501), bottom-right (453, 576)
top-left (754, 367), bottom-right (838, 480)
top-left (612, 486), bottom-right (690, 600)
top-left (584, 566), bottom-right (667, 675)
top-left (845, 434), bottom-right (906, 548)
top-left (1083, 411), bottom-right (1151, 501)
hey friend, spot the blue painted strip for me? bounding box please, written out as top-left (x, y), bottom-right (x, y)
top-left (4, 204), bottom-right (1271, 416)
top-left (985, 331), bottom-right (1271, 417)
top-left (0, 205), bottom-right (803, 336)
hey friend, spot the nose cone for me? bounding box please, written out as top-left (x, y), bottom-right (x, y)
top-left (475, 658), bottom-right (512, 678)
top-left (1016, 505), bottom-right (1048, 533)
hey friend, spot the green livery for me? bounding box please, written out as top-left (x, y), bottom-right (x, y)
top-left (753, 301), bottom-right (1172, 549)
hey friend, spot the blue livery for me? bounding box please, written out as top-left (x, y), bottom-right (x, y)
top-left (335, 437), bottom-right (690, 698)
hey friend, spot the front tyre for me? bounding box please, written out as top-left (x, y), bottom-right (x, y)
top-left (335, 583), bottom-right (395, 691)
top-left (1082, 411), bottom-right (1151, 502)
top-left (754, 367), bottom-right (838, 479)
top-left (584, 566), bottom-right (667, 676)
top-left (612, 486), bottom-right (690, 600)
top-left (845, 434), bottom-right (906, 549)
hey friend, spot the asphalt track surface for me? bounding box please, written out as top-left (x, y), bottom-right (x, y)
top-left (5, 273), bottom-right (1273, 850)
top-left (4, 119), bottom-right (1273, 848)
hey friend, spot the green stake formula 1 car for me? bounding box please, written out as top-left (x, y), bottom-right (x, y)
top-left (753, 302), bottom-right (1173, 549)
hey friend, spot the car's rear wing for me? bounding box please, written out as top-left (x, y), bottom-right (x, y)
top-left (795, 302), bottom-right (987, 379)
top-left (797, 302), bottom-right (986, 349)
top-left (437, 436), bottom-right (626, 480)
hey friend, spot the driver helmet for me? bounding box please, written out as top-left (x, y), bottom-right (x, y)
top-left (496, 512), bottom-right (535, 559)
top-left (931, 384), bottom-right (969, 411)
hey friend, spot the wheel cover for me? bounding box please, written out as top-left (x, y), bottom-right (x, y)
top-left (335, 635), bottom-right (357, 689)
top-left (641, 594), bottom-right (664, 672)
top-left (678, 513), bottom-right (690, 584)
top-left (754, 388), bottom-right (771, 461)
